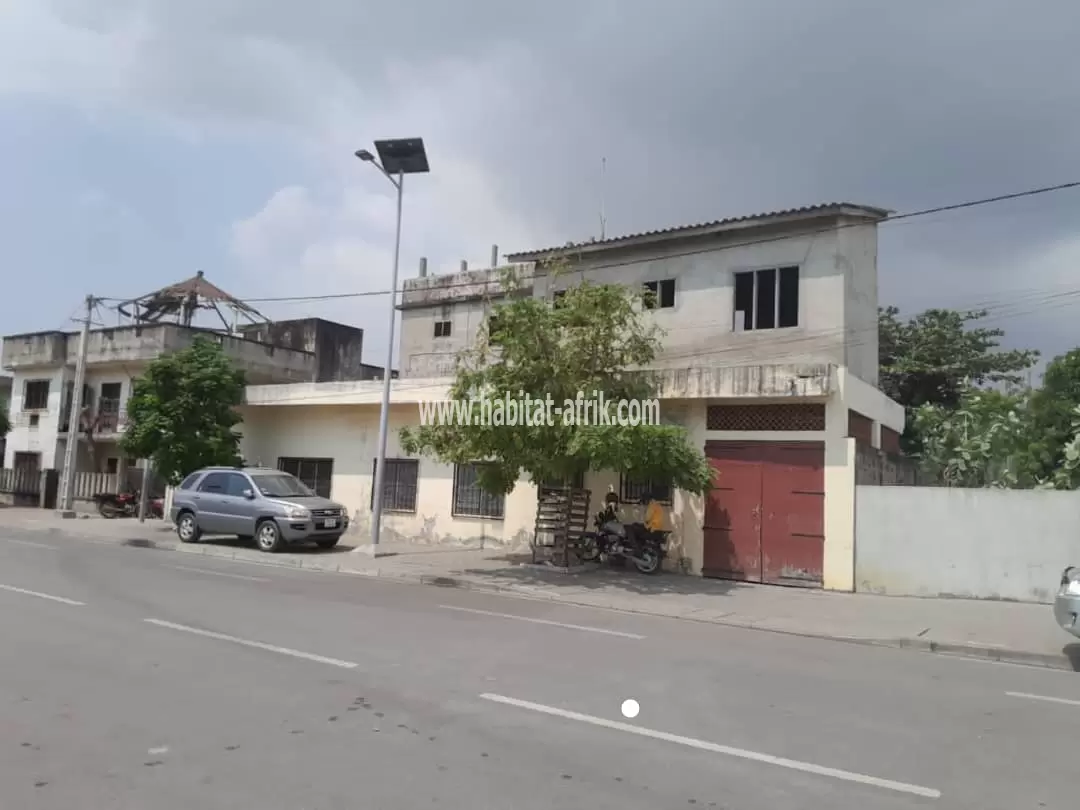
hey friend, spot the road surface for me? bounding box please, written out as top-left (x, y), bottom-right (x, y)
top-left (0, 525), bottom-right (1074, 809)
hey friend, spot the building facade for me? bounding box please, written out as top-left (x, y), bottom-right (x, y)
top-left (235, 202), bottom-right (907, 592)
top-left (1, 318), bottom-right (384, 486)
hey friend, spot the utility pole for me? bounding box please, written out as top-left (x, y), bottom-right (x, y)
top-left (58, 295), bottom-right (94, 518)
top-left (137, 459), bottom-right (152, 522)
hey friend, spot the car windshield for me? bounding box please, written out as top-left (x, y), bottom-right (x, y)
top-left (250, 473), bottom-right (314, 498)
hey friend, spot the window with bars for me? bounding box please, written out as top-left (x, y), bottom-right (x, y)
top-left (434, 320), bottom-right (452, 338)
top-left (371, 458), bottom-right (419, 513)
top-left (643, 279), bottom-right (676, 309)
top-left (277, 457), bottom-right (334, 499)
top-left (733, 266), bottom-right (799, 331)
top-left (22, 379), bottom-right (50, 411)
top-left (452, 463), bottom-right (505, 519)
top-left (620, 475), bottom-right (672, 505)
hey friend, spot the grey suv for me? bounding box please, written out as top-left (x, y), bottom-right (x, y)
top-left (170, 466), bottom-right (349, 553)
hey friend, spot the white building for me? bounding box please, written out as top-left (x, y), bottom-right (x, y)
top-left (236, 203), bottom-right (907, 592)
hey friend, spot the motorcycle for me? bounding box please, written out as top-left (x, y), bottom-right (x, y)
top-left (578, 496), bottom-right (668, 575)
top-left (93, 490), bottom-right (164, 519)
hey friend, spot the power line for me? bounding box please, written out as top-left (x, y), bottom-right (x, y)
top-left (159, 178), bottom-right (1080, 307)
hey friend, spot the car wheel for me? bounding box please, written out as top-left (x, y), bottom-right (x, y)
top-left (255, 519), bottom-right (284, 553)
top-left (315, 536), bottom-right (341, 549)
top-left (176, 511), bottom-right (201, 544)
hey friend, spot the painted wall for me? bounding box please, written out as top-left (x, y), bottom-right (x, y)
top-left (238, 403), bottom-right (539, 549)
top-left (397, 221), bottom-right (882, 385)
top-left (855, 486), bottom-right (1080, 603)
top-left (3, 366), bottom-right (70, 468)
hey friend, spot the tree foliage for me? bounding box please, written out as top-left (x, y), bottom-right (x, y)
top-left (913, 388), bottom-right (1033, 488)
top-left (400, 265), bottom-right (714, 497)
top-left (0, 399), bottom-right (9, 439)
top-left (879, 306), bottom-right (1038, 452)
top-left (1024, 349), bottom-right (1080, 482)
top-left (121, 337), bottom-right (246, 485)
top-left (879, 306), bottom-right (1038, 409)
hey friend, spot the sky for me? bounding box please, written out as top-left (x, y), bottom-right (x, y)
top-left (2, 0), bottom-right (1080, 374)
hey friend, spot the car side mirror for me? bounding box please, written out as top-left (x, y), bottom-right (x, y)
top-left (242, 489), bottom-right (255, 500)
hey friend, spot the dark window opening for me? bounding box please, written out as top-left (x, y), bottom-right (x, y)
top-left (434, 320), bottom-right (452, 338)
top-left (277, 457), bottom-right (334, 499)
top-left (23, 379), bottom-right (50, 410)
top-left (643, 279), bottom-right (676, 309)
top-left (733, 266), bottom-right (799, 330)
top-left (452, 463), bottom-right (505, 519)
top-left (371, 458), bottom-right (419, 513)
top-left (105, 458), bottom-right (120, 475)
top-left (620, 475), bottom-right (672, 505)
top-left (552, 290), bottom-right (568, 308)
top-left (778, 266), bottom-right (799, 327)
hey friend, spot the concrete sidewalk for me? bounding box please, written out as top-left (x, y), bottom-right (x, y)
top-left (4, 507), bottom-right (1076, 672)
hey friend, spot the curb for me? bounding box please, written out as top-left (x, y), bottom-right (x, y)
top-left (11, 523), bottom-right (1076, 673)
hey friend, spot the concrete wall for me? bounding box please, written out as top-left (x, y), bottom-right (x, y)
top-left (855, 486), bottom-right (1080, 604)
top-left (240, 318), bottom-right (373, 382)
top-left (3, 366), bottom-right (70, 469)
top-left (3, 325), bottom-right (315, 384)
top-left (237, 403), bottom-right (539, 549)
top-left (399, 265), bottom-right (533, 378)
top-left (397, 219), bottom-right (882, 385)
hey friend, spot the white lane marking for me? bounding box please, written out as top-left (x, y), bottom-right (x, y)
top-left (3, 538), bottom-right (57, 549)
top-left (166, 564), bottom-right (270, 583)
top-left (479, 693), bottom-right (941, 799)
top-left (1007, 691), bottom-right (1080, 707)
top-left (147, 746), bottom-right (169, 755)
top-left (0, 583), bottom-right (85, 606)
top-left (144, 619), bottom-right (358, 669)
top-left (438, 604), bottom-right (645, 639)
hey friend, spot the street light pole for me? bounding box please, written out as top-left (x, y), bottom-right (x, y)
top-left (370, 168), bottom-right (404, 550)
top-left (352, 138), bottom-right (429, 556)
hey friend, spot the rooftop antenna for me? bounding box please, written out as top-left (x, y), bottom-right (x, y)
top-left (599, 156), bottom-right (607, 241)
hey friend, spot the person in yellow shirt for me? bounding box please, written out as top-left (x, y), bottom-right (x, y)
top-left (643, 487), bottom-right (667, 533)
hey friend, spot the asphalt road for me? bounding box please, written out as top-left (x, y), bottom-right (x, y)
top-left (0, 525), bottom-right (1075, 809)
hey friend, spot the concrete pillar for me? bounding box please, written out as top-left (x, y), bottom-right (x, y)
top-left (823, 393), bottom-right (857, 592)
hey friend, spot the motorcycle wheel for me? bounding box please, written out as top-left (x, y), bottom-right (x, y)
top-left (633, 547), bottom-right (661, 575)
top-left (98, 502), bottom-right (119, 519)
top-left (578, 535), bottom-right (602, 562)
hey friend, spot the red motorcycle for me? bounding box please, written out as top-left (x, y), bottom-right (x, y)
top-left (93, 490), bottom-right (164, 519)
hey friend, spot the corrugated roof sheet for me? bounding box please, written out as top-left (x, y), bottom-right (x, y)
top-left (506, 202), bottom-right (889, 260)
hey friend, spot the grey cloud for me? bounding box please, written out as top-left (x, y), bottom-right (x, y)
top-left (25, 0), bottom-right (1080, 364)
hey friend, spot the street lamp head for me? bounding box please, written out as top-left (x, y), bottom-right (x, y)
top-left (354, 149), bottom-right (376, 162)
top-left (373, 137), bottom-right (430, 175)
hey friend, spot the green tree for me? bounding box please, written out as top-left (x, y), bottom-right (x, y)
top-left (913, 388), bottom-right (1034, 488)
top-left (121, 337), bottom-right (246, 485)
top-left (879, 306), bottom-right (1038, 452)
top-left (400, 267), bottom-right (714, 498)
top-left (0, 398), bottom-right (9, 440)
top-left (1025, 349), bottom-right (1080, 482)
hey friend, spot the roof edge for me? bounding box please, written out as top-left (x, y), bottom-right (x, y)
top-left (506, 202), bottom-right (890, 262)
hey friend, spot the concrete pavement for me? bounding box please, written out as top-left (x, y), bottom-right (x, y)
top-left (4, 506), bottom-right (1076, 672)
top-left (0, 520), bottom-right (1078, 808)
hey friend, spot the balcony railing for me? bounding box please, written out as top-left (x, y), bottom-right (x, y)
top-left (59, 400), bottom-right (127, 435)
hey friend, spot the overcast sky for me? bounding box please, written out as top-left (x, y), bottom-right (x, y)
top-left (2, 0), bottom-right (1079, 372)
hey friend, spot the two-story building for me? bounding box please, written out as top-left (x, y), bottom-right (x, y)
top-left (235, 202), bottom-right (906, 592)
top-left (1, 272), bottom-right (390, 504)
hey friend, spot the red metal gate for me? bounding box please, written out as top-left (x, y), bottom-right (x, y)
top-left (703, 442), bottom-right (825, 587)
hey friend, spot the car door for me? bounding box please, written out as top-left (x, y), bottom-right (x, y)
top-left (222, 472), bottom-right (258, 536)
top-left (194, 472), bottom-right (230, 533)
